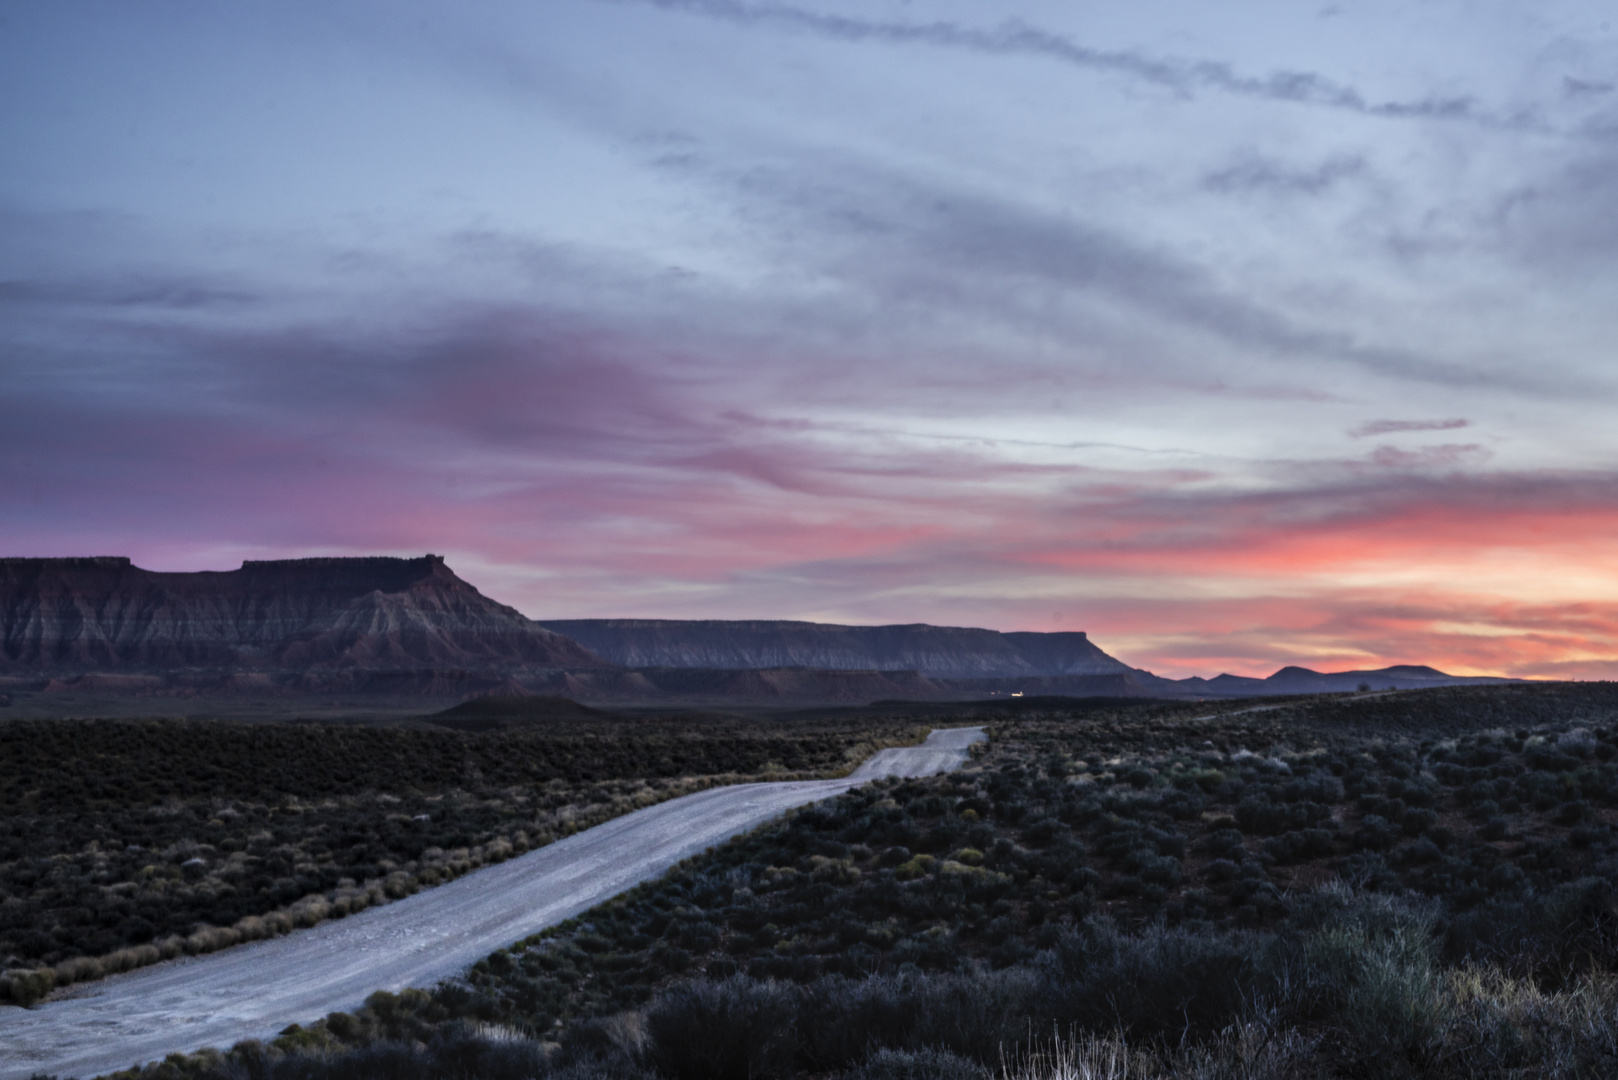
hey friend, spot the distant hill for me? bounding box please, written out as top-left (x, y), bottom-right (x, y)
top-left (427, 694), bottom-right (620, 731)
top-left (0, 555), bottom-right (1521, 707)
top-left (533, 618), bottom-right (1518, 698)
top-left (536, 619), bottom-right (1134, 679)
top-left (1169, 663), bottom-right (1518, 696)
top-left (0, 555), bottom-right (606, 673)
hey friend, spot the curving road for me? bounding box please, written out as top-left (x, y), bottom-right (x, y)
top-left (0, 727), bottom-right (984, 1080)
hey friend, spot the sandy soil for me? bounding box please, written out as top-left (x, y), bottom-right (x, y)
top-left (0, 727), bottom-right (984, 1080)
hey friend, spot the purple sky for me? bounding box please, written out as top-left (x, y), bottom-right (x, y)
top-left (4, 1), bottom-right (1618, 678)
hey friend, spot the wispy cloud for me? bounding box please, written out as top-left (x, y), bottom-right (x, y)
top-left (1495, 145), bottom-right (1618, 270)
top-left (0, 276), bottom-right (259, 311)
top-left (1350, 418), bottom-right (1471, 437)
top-left (703, 160), bottom-right (1570, 395)
top-left (617, 0), bottom-right (1505, 125)
top-left (1367, 444), bottom-right (1487, 469)
top-left (1203, 155), bottom-right (1368, 196)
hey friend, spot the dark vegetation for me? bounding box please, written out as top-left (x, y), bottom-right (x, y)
top-left (21, 681), bottom-right (1618, 1079)
top-left (0, 710), bottom-right (924, 996)
top-left (78, 681), bottom-right (1618, 1080)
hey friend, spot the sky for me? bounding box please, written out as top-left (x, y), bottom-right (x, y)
top-left (3, 0), bottom-right (1618, 679)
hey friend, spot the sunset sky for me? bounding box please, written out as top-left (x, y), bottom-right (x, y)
top-left (4, 1), bottom-right (1618, 679)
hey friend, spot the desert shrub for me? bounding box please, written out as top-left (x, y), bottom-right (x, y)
top-left (1400, 808), bottom-right (1438, 836)
top-left (1263, 829), bottom-right (1336, 865)
top-left (1, 965), bottom-right (55, 1006)
top-left (902, 969), bottom-right (1040, 1062)
top-left (1437, 966), bottom-right (1618, 1078)
top-left (1331, 922), bottom-right (1445, 1074)
top-left (799, 971), bottom-right (1039, 1067)
top-left (94, 1024), bottom-right (575, 1080)
top-left (845, 1046), bottom-right (987, 1080)
top-left (1558, 729), bottom-right (1598, 757)
top-left (1235, 798), bottom-right (1332, 837)
top-left (1444, 878), bottom-right (1618, 987)
top-left (1556, 800), bottom-right (1589, 825)
top-left (797, 976), bottom-right (930, 1069)
top-left (0, 715), bottom-right (924, 981)
top-left (49, 685), bottom-right (1618, 1079)
top-left (1286, 770), bottom-right (1346, 804)
top-left (1020, 818), bottom-right (1062, 845)
top-left (1353, 814), bottom-right (1397, 851)
top-left (645, 976), bottom-right (800, 1080)
top-left (1131, 854), bottom-right (1182, 888)
top-left (1196, 828), bottom-right (1245, 859)
top-left (1042, 920), bottom-right (1259, 1040)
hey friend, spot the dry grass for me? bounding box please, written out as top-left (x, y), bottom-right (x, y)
top-left (997, 1024), bottom-right (1327, 1080)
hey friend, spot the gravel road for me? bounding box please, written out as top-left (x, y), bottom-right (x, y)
top-left (0, 727), bottom-right (984, 1080)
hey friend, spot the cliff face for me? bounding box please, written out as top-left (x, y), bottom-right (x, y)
top-left (535, 619), bottom-right (1134, 679)
top-left (0, 556), bottom-right (606, 672)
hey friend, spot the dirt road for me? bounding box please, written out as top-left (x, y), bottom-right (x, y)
top-left (0, 727), bottom-right (984, 1080)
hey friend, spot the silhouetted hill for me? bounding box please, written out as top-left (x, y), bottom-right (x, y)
top-left (0, 556), bottom-right (1522, 707)
top-left (532, 620), bottom-right (1520, 700)
top-left (427, 695), bottom-right (620, 731)
top-left (0, 555), bottom-right (606, 673)
top-left (536, 619), bottom-right (1133, 679)
top-left (1175, 663), bottom-right (1517, 696)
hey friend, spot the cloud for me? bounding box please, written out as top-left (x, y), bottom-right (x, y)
top-left (1495, 144), bottom-right (1618, 269)
top-left (1203, 154), bottom-right (1367, 196)
top-left (1564, 77), bottom-right (1615, 98)
top-left (616, 0), bottom-right (1505, 125)
top-left (708, 160), bottom-right (1567, 395)
top-left (3, 4), bottom-right (1615, 686)
top-left (0, 276), bottom-right (258, 311)
top-left (1350, 418), bottom-right (1470, 437)
top-left (8, 281), bottom-right (1618, 681)
top-left (1067, 590), bottom-right (1618, 680)
top-left (1367, 444), bottom-right (1487, 469)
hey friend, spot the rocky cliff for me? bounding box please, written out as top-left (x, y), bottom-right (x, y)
top-left (535, 619), bottom-right (1134, 679)
top-left (0, 555), bottom-right (606, 673)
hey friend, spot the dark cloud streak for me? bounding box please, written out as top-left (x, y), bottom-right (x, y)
top-left (1350, 418), bottom-right (1470, 437)
top-left (1203, 154), bottom-right (1368, 195)
top-left (0, 277), bottom-right (259, 311)
top-left (619, 0), bottom-right (1507, 126)
top-left (727, 161), bottom-right (1571, 396)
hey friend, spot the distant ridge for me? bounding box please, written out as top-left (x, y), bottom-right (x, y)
top-left (533, 618), bottom-right (1518, 698)
top-left (428, 695), bottom-right (618, 731)
top-left (0, 555), bottom-right (1521, 707)
top-left (0, 555), bottom-right (606, 673)
top-left (1171, 663), bottom-right (1517, 696)
top-left (536, 619), bottom-right (1134, 680)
